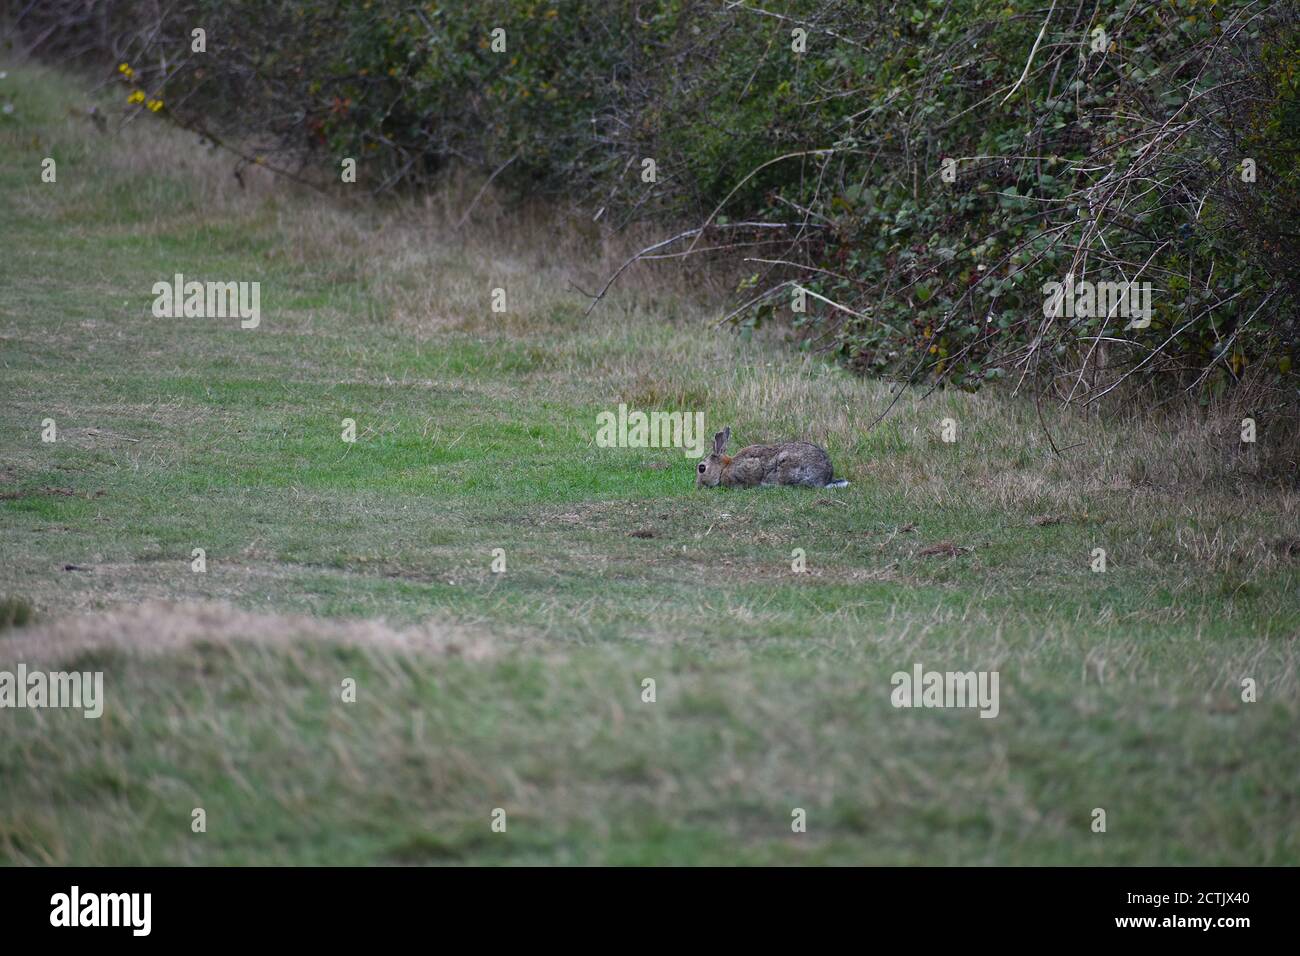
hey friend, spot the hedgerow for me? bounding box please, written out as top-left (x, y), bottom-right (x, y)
top-left (9, 0), bottom-right (1298, 407)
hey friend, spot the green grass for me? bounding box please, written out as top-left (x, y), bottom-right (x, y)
top-left (1, 61), bottom-right (1298, 865)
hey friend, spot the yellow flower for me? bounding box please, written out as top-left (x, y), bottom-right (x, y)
top-left (147, 98), bottom-right (163, 112)
top-left (118, 63), bottom-right (134, 79)
top-left (127, 90), bottom-right (145, 105)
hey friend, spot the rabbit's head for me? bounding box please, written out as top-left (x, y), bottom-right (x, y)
top-left (695, 427), bottom-right (731, 487)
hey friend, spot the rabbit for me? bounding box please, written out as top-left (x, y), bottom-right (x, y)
top-left (695, 426), bottom-right (849, 489)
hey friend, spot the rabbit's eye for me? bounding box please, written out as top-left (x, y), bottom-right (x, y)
top-left (697, 463), bottom-right (707, 473)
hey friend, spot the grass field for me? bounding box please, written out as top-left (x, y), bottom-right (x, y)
top-left (2, 62), bottom-right (1298, 865)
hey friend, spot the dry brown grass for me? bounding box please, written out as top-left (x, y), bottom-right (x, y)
top-left (0, 600), bottom-right (495, 665)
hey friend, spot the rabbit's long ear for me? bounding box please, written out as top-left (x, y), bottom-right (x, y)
top-left (713, 427), bottom-right (731, 455)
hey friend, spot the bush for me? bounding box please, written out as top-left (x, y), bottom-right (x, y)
top-left (10, 0), bottom-right (1298, 404)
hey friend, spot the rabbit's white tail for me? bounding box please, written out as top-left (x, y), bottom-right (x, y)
top-left (824, 478), bottom-right (850, 489)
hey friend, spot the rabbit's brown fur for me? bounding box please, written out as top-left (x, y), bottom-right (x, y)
top-left (695, 427), bottom-right (847, 489)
